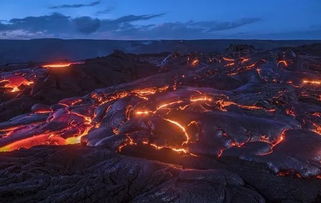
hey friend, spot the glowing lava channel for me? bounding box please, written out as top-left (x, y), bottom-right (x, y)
top-left (302, 80), bottom-right (321, 86)
top-left (42, 62), bottom-right (84, 69)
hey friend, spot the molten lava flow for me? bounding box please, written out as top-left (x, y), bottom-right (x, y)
top-left (156, 100), bottom-right (184, 110)
top-left (0, 101), bottom-right (95, 152)
top-left (0, 75), bottom-right (34, 93)
top-left (190, 96), bottom-right (212, 103)
top-left (312, 123), bottom-right (321, 135)
top-left (3, 48), bottom-right (321, 182)
top-left (164, 118), bottom-right (190, 145)
top-left (42, 62), bottom-right (83, 69)
top-left (302, 80), bottom-right (321, 86)
top-left (222, 57), bottom-right (235, 67)
top-left (240, 57), bottom-right (250, 64)
top-left (135, 110), bottom-right (151, 116)
top-left (217, 100), bottom-right (275, 112)
top-left (42, 63), bottom-right (72, 68)
top-left (0, 134), bottom-right (66, 152)
top-left (224, 62), bottom-right (235, 67)
top-left (277, 60), bottom-right (289, 67)
top-left (190, 58), bottom-right (200, 67)
top-left (272, 129), bottom-right (286, 147)
top-left (286, 109), bottom-right (296, 117)
top-left (222, 57), bottom-right (234, 62)
top-left (312, 112), bottom-right (321, 118)
top-left (277, 171), bottom-right (302, 178)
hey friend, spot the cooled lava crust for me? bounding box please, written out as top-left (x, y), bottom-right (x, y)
top-left (1, 45), bottom-right (321, 202)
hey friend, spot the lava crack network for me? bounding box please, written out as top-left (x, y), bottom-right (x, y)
top-left (1, 50), bottom-right (321, 178)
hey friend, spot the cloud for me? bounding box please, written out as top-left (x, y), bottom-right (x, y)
top-left (96, 8), bottom-right (114, 15)
top-left (73, 17), bottom-right (101, 33)
top-left (49, 1), bottom-right (100, 9)
top-left (0, 13), bottom-right (262, 39)
top-left (207, 18), bottom-right (261, 31)
top-left (109, 18), bottom-right (262, 39)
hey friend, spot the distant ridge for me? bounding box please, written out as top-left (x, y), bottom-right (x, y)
top-left (0, 39), bottom-right (320, 65)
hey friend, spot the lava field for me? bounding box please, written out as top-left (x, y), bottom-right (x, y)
top-left (1, 45), bottom-right (321, 202)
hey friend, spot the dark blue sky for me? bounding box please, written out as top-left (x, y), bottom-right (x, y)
top-left (1, 0), bottom-right (321, 40)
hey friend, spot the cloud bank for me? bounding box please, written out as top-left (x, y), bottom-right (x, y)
top-left (0, 13), bottom-right (262, 39)
top-left (49, 1), bottom-right (101, 9)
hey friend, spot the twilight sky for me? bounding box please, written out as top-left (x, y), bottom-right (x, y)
top-left (0, 0), bottom-right (321, 40)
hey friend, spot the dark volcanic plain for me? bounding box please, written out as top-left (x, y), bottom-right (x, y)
top-left (0, 42), bottom-right (321, 202)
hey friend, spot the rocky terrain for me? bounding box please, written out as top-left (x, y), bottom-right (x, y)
top-left (0, 43), bottom-right (321, 202)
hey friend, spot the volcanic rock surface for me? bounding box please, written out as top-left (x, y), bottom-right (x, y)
top-left (1, 44), bottom-right (321, 202)
top-left (0, 51), bottom-right (160, 121)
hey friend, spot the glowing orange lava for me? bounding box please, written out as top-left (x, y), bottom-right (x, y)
top-left (190, 58), bottom-right (200, 67)
top-left (240, 57), bottom-right (250, 64)
top-left (0, 134), bottom-right (65, 152)
top-left (190, 96), bottom-right (212, 103)
top-left (164, 118), bottom-right (190, 145)
top-left (222, 57), bottom-right (235, 62)
top-left (218, 100), bottom-right (275, 112)
top-left (42, 62), bottom-right (83, 69)
top-left (272, 129), bottom-right (286, 147)
top-left (135, 110), bottom-right (151, 116)
top-left (277, 60), bottom-right (289, 67)
top-left (156, 100), bottom-right (184, 110)
top-left (42, 63), bottom-right (72, 68)
top-left (302, 80), bottom-right (321, 86)
top-left (312, 123), bottom-right (321, 135)
top-left (0, 76), bottom-right (34, 93)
